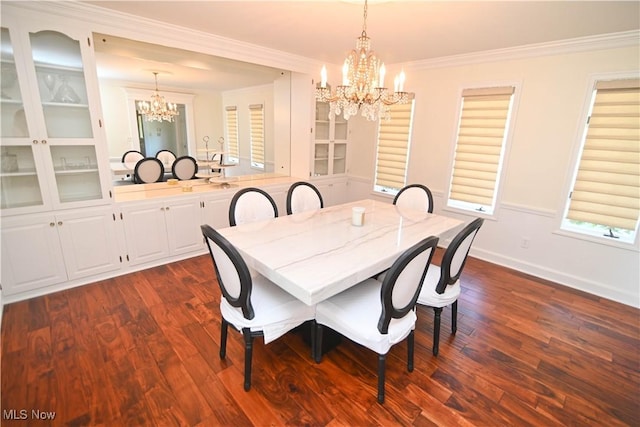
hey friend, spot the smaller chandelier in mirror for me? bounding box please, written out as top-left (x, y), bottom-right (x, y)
top-left (316, 0), bottom-right (414, 121)
top-left (138, 72), bottom-right (179, 122)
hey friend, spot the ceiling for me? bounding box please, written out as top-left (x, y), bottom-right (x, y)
top-left (84, 1), bottom-right (639, 91)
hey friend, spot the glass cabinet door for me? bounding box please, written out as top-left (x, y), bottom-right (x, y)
top-left (1, 28), bottom-right (30, 138)
top-left (1, 27), bottom-right (48, 211)
top-left (29, 30), bottom-right (93, 139)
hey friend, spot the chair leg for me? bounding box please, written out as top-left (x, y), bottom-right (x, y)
top-left (433, 307), bottom-right (442, 356)
top-left (451, 300), bottom-right (458, 334)
top-left (377, 354), bottom-right (386, 404)
top-left (220, 318), bottom-right (228, 359)
top-left (407, 330), bottom-right (415, 372)
top-left (314, 323), bottom-right (324, 363)
top-left (242, 328), bottom-right (253, 391)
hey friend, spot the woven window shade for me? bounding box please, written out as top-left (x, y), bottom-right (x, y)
top-left (567, 79), bottom-right (640, 230)
top-left (449, 87), bottom-right (514, 207)
top-left (225, 106), bottom-right (239, 158)
top-left (249, 104), bottom-right (264, 166)
top-left (375, 103), bottom-right (413, 190)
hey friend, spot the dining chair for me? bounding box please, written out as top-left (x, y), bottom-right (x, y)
top-left (286, 181), bottom-right (324, 214)
top-left (393, 184), bottom-right (434, 213)
top-left (201, 224), bottom-right (315, 391)
top-left (417, 217), bottom-right (484, 356)
top-left (229, 187), bottom-right (278, 226)
top-left (121, 149), bottom-right (144, 164)
top-left (171, 155), bottom-right (197, 180)
top-left (133, 157), bottom-right (164, 184)
top-left (155, 149), bottom-right (177, 166)
top-left (314, 235), bottom-right (440, 403)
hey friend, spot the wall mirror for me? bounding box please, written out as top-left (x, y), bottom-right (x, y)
top-left (92, 32), bottom-right (291, 178)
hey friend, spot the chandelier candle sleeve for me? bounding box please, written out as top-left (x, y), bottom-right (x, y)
top-left (315, 0), bottom-right (414, 121)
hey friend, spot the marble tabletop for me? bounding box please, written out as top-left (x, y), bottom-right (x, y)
top-left (218, 199), bottom-right (465, 306)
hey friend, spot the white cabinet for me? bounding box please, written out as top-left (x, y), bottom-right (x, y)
top-left (0, 207), bottom-right (121, 295)
top-left (313, 101), bottom-right (348, 176)
top-left (200, 195), bottom-right (231, 228)
top-left (0, 16), bottom-right (111, 216)
top-left (120, 197), bottom-right (203, 266)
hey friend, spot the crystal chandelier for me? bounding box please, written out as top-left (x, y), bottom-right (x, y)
top-left (315, 0), bottom-right (414, 121)
top-left (137, 72), bottom-right (179, 122)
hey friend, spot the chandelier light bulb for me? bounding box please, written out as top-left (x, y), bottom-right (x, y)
top-left (315, 0), bottom-right (414, 121)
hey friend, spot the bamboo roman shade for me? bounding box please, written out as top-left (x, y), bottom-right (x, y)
top-left (449, 86), bottom-right (514, 208)
top-left (566, 79), bottom-right (640, 231)
top-left (375, 102), bottom-right (413, 191)
top-left (249, 104), bottom-right (264, 167)
top-left (225, 106), bottom-right (239, 159)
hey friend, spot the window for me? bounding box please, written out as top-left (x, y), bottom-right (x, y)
top-left (374, 102), bottom-right (415, 194)
top-left (447, 86), bottom-right (515, 215)
top-left (249, 104), bottom-right (264, 170)
top-left (562, 78), bottom-right (640, 244)
top-left (224, 106), bottom-right (239, 162)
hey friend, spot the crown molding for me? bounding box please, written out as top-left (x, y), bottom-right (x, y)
top-left (4, 1), bottom-right (321, 74)
top-left (404, 30), bottom-right (640, 70)
top-left (5, 2), bottom-right (638, 73)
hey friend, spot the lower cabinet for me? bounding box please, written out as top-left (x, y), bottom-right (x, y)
top-left (119, 196), bottom-right (203, 266)
top-left (1, 207), bottom-right (121, 296)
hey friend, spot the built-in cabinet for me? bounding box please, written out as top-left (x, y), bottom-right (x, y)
top-left (313, 101), bottom-right (348, 176)
top-left (0, 19), bottom-right (111, 215)
top-left (119, 197), bottom-right (203, 266)
top-left (0, 207), bottom-right (121, 296)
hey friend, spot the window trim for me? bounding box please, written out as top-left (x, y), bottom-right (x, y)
top-left (558, 71), bottom-right (640, 248)
top-left (249, 103), bottom-right (265, 170)
top-left (443, 81), bottom-right (521, 219)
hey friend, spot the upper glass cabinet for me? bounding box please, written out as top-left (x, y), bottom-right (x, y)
top-left (0, 21), bottom-right (110, 215)
top-left (30, 30), bottom-right (93, 139)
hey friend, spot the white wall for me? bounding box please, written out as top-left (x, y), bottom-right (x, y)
top-left (347, 43), bottom-right (640, 307)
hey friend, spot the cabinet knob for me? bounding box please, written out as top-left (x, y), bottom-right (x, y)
top-left (57, 221), bottom-right (63, 226)
top-left (41, 140), bottom-right (47, 144)
top-left (49, 222), bottom-right (55, 227)
top-left (165, 207), bottom-right (170, 210)
top-left (33, 140), bottom-right (39, 144)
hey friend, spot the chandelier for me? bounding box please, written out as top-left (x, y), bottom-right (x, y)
top-left (315, 0), bottom-right (414, 121)
top-left (138, 72), bottom-right (179, 122)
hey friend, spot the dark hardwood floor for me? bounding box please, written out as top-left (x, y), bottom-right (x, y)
top-left (2, 251), bottom-right (638, 426)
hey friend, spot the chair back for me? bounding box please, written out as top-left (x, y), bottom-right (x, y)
top-left (436, 217), bottom-right (484, 294)
top-left (286, 181), bottom-right (324, 214)
top-left (201, 224), bottom-right (255, 319)
top-left (393, 184), bottom-right (434, 213)
top-left (156, 149), bottom-right (177, 166)
top-left (378, 235), bottom-right (439, 333)
top-left (229, 187), bottom-right (278, 226)
top-left (122, 150), bottom-right (143, 164)
top-left (134, 157), bottom-right (164, 183)
top-left (172, 155), bottom-right (197, 180)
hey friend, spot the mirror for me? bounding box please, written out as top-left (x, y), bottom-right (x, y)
top-left (93, 33), bottom-right (291, 178)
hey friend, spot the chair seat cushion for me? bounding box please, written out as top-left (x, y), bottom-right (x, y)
top-left (417, 265), bottom-right (461, 308)
top-left (221, 273), bottom-right (315, 344)
top-left (315, 278), bottom-right (417, 354)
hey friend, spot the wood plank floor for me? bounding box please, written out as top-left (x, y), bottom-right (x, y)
top-left (2, 251), bottom-right (638, 426)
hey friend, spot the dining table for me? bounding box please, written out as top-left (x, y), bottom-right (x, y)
top-left (217, 199), bottom-right (465, 306)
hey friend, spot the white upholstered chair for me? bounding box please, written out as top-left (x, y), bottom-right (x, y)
top-left (286, 181), bottom-right (324, 214)
top-left (201, 224), bottom-right (315, 391)
top-left (171, 155), bottom-right (197, 180)
top-left (393, 184), bottom-right (434, 213)
top-left (417, 217), bottom-right (483, 355)
top-left (133, 157), bottom-right (164, 183)
top-left (155, 149), bottom-right (176, 166)
top-left (314, 235), bottom-right (439, 403)
top-left (229, 187), bottom-right (278, 226)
